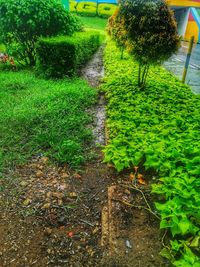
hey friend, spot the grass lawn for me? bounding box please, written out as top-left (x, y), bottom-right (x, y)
top-left (0, 16), bottom-right (105, 174)
top-left (78, 15), bottom-right (108, 30)
top-left (0, 71), bottom-right (96, 173)
top-left (0, 44), bottom-right (6, 53)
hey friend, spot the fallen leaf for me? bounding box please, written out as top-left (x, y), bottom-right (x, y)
top-left (92, 227), bottom-right (99, 235)
top-left (44, 227), bottom-right (52, 235)
top-left (67, 231), bottom-right (74, 238)
top-left (59, 226), bottom-right (65, 231)
top-left (129, 172), bottom-right (135, 182)
top-left (41, 203), bottom-right (51, 209)
top-left (52, 192), bottom-right (63, 199)
top-left (36, 170), bottom-right (44, 178)
top-left (58, 199), bottom-right (63, 206)
top-left (23, 198), bottom-right (31, 206)
top-left (134, 166), bottom-right (139, 172)
top-left (61, 173), bottom-right (69, 179)
top-left (69, 192), bottom-right (77, 198)
top-left (40, 157), bottom-right (49, 164)
top-left (138, 174), bottom-right (146, 185)
top-left (46, 191), bottom-right (52, 198)
top-left (73, 173), bottom-right (82, 180)
top-left (107, 163), bottom-right (114, 168)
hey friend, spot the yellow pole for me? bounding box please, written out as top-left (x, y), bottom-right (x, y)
top-left (182, 36), bottom-right (195, 84)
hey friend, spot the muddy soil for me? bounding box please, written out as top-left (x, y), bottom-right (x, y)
top-left (0, 155), bottom-right (116, 267)
top-left (81, 45), bottom-right (106, 146)
top-left (0, 46), bottom-right (166, 267)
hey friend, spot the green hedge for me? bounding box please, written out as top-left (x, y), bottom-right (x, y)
top-left (37, 30), bottom-right (100, 78)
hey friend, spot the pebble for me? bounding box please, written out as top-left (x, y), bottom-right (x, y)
top-left (44, 227), bottom-right (52, 236)
top-left (125, 240), bottom-right (133, 249)
top-left (36, 170), bottom-right (44, 178)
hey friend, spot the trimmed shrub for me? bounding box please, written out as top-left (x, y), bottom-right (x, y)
top-left (0, 0), bottom-right (82, 66)
top-left (37, 31), bottom-right (100, 78)
top-left (117, 0), bottom-right (180, 88)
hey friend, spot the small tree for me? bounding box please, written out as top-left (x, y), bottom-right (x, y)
top-left (119, 0), bottom-right (180, 88)
top-left (107, 9), bottom-right (128, 59)
top-left (0, 0), bottom-right (81, 66)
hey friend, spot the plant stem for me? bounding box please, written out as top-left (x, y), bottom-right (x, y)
top-left (143, 65), bottom-right (149, 86)
top-left (121, 184), bottom-right (160, 220)
top-left (117, 199), bottom-right (160, 220)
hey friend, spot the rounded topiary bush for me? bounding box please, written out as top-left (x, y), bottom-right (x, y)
top-left (0, 0), bottom-right (82, 66)
top-left (118, 0), bottom-right (180, 88)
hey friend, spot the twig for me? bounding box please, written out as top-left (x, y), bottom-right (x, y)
top-left (121, 184), bottom-right (152, 210)
top-left (79, 219), bottom-right (95, 227)
top-left (119, 183), bottom-right (160, 220)
top-left (161, 229), bottom-right (170, 249)
top-left (116, 199), bottom-right (160, 220)
top-left (88, 189), bottom-right (102, 201)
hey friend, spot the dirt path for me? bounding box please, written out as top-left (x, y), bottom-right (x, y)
top-left (81, 45), bottom-right (106, 146)
top-left (0, 46), bottom-right (166, 267)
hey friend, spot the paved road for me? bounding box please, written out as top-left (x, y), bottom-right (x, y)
top-left (164, 41), bottom-right (200, 94)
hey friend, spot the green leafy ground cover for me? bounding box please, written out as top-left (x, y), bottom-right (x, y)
top-left (103, 41), bottom-right (200, 266)
top-left (0, 71), bottom-right (96, 172)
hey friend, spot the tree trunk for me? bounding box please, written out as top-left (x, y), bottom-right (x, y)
top-left (138, 64), bottom-right (141, 86)
top-left (138, 64), bottom-right (150, 89)
top-left (120, 47), bottom-right (124, 59)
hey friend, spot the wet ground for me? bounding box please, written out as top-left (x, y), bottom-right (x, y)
top-left (81, 45), bottom-right (106, 146)
top-left (164, 41), bottom-right (200, 94)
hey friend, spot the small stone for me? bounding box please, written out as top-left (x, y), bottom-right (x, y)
top-left (44, 227), bottom-right (52, 236)
top-left (58, 184), bottom-right (67, 190)
top-left (37, 164), bottom-right (44, 170)
top-left (107, 163), bottom-right (114, 168)
top-left (36, 170), bottom-right (44, 178)
top-left (20, 181), bottom-right (28, 187)
top-left (58, 216), bottom-right (66, 224)
top-left (125, 240), bottom-right (132, 249)
top-left (41, 157), bottom-right (49, 164)
top-left (46, 191), bottom-right (52, 198)
top-left (61, 173), bottom-right (69, 179)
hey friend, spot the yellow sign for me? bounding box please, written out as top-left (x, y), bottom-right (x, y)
top-left (167, 0), bottom-right (200, 8)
